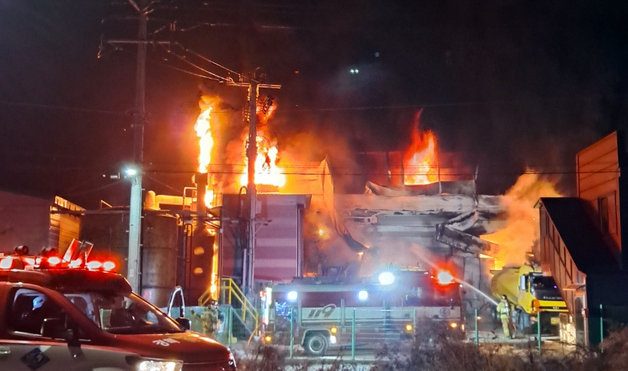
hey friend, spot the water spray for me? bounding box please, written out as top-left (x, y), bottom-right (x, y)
top-left (455, 278), bottom-right (499, 306)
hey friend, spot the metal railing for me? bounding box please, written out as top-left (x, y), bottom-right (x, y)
top-left (199, 277), bottom-right (259, 338)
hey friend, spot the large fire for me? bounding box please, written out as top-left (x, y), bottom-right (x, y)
top-left (238, 134), bottom-right (286, 188)
top-left (481, 172), bottom-right (562, 270)
top-left (194, 97), bottom-right (215, 206)
top-left (404, 111), bottom-right (439, 185)
top-left (238, 95), bottom-right (286, 188)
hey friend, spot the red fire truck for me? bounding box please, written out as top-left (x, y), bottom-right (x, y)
top-left (260, 267), bottom-right (463, 356)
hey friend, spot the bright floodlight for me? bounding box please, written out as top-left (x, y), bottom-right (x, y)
top-left (124, 167), bottom-right (138, 177)
top-left (358, 290), bottom-right (369, 301)
top-left (287, 290), bottom-right (298, 302)
top-left (378, 271), bottom-right (395, 286)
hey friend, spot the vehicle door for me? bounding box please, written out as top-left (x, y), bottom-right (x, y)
top-left (1, 286), bottom-right (132, 370)
top-left (0, 339), bottom-right (133, 371)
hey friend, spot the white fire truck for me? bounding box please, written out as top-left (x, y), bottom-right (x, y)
top-left (259, 267), bottom-right (463, 355)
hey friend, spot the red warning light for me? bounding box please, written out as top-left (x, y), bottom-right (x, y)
top-left (48, 256), bottom-right (61, 266)
top-left (102, 261), bottom-right (115, 271)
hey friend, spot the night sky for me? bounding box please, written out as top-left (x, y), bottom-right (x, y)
top-left (1, 1), bottom-right (626, 207)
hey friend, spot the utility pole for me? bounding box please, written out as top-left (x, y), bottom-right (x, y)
top-left (229, 76), bottom-right (280, 294)
top-left (127, 0), bottom-right (147, 293)
top-left (105, 1), bottom-right (281, 294)
top-left (244, 81), bottom-right (258, 294)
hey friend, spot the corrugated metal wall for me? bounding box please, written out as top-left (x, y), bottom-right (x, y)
top-left (49, 196), bottom-right (83, 253)
top-left (539, 205), bottom-right (586, 315)
top-left (576, 131), bottom-right (622, 253)
top-left (220, 194), bottom-right (309, 283)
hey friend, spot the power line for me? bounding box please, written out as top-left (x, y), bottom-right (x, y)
top-left (153, 58), bottom-right (224, 81)
top-left (143, 173), bottom-right (182, 193)
top-left (138, 168), bottom-right (621, 177)
top-left (173, 42), bottom-right (243, 80)
top-left (5, 166), bottom-right (619, 178)
top-left (159, 43), bottom-right (228, 82)
top-left (63, 179), bottom-right (124, 197)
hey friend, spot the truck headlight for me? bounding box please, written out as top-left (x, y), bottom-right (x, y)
top-left (136, 359), bottom-right (183, 371)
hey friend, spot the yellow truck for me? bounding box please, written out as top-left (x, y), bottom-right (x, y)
top-left (491, 264), bottom-right (567, 332)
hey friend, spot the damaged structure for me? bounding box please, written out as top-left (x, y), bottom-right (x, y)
top-left (318, 152), bottom-right (507, 313)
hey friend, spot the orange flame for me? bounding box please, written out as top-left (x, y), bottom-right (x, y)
top-left (194, 98), bottom-right (216, 206)
top-left (195, 104), bottom-right (214, 174)
top-left (404, 111), bottom-right (438, 185)
top-left (239, 134), bottom-right (286, 188)
top-left (239, 96), bottom-right (286, 188)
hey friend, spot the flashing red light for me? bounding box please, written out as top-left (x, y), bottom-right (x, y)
top-left (436, 270), bottom-right (455, 285)
top-left (47, 256), bottom-right (61, 266)
top-left (69, 258), bottom-right (83, 269)
top-left (102, 261), bottom-right (115, 271)
top-left (0, 257), bottom-right (13, 269)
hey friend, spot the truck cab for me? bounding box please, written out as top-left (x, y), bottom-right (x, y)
top-left (518, 272), bottom-right (567, 315)
top-left (0, 254), bottom-right (236, 370)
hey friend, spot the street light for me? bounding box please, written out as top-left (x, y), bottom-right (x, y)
top-left (124, 166), bottom-right (138, 177)
top-left (125, 164), bottom-right (142, 292)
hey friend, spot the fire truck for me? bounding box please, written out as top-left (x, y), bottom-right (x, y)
top-left (0, 241), bottom-right (236, 371)
top-left (259, 267), bottom-right (463, 356)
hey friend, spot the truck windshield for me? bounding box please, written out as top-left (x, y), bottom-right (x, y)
top-left (63, 291), bottom-right (183, 335)
top-left (530, 276), bottom-right (563, 301)
top-left (531, 276), bottom-right (558, 291)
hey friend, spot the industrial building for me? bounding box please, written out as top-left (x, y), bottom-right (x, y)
top-left (0, 192), bottom-right (82, 256)
top-left (536, 131), bottom-right (628, 345)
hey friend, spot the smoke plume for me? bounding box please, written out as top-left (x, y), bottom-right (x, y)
top-left (482, 171), bottom-right (562, 268)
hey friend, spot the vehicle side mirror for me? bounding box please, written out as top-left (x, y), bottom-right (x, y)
top-left (41, 318), bottom-right (67, 339)
top-left (176, 317), bottom-right (191, 330)
top-left (41, 317), bottom-right (80, 346)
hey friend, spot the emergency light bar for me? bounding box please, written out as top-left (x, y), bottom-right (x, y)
top-left (0, 239), bottom-right (116, 273)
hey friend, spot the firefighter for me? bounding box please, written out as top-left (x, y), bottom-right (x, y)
top-left (496, 295), bottom-right (514, 339)
top-left (191, 301), bottom-right (220, 338)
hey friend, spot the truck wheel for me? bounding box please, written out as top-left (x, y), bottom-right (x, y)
top-left (304, 333), bottom-right (328, 356)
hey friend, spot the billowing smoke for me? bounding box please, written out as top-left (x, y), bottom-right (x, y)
top-left (482, 171), bottom-right (563, 268)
